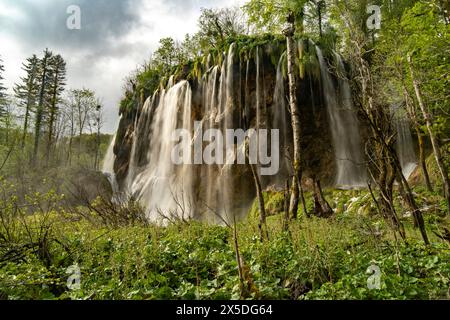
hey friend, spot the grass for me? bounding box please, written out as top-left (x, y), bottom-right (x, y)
top-left (0, 185), bottom-right (448, 300)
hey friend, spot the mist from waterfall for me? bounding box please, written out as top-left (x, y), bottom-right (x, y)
top-left (316, 47), bottom-right (367, 188)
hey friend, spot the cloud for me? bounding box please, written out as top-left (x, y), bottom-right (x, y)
top-left (0, 0), bottom-right (141, 54)
top-left (0, 0), bottom-right (245, 133)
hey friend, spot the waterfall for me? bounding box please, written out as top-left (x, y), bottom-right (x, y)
top-left (125, 95), bottom-right (156, 190)
top-left (316, 47), bottom-right (366, 188)
top-left (200, 65), bottom-right (220, 219)
top-left (102, 134), bottom-right (115, 174)
top-left (116, 43), bottom-right (378, 223)
top-left (102, 134), bottom-right (119, 194)
top-left (125, 81), bottom-right (193, 222)
top-left (256, 46), bottom-right (262, 132)
top-left (272, 53), bottom-right (288, 144)
top-left (392, 105), bottom-right (418, 179)
top-left (271, 53), bottom-right (291, 182)
top-left (217, 43), bottom-right (236, 221)
top-left (120, 43), bottom-right (240, 223)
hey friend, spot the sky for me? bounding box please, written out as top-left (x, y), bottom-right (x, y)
top-left (0, 0), bottom-right (245, 133)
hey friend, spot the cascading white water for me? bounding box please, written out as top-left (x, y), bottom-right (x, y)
top-left (256, 46), bottom-right (262, 132)
top-left (118, 43), bottom-right (378, 223)
top-left (137, 44), bottom-right (237, 223)
top-left (273, 53), bottom-right (288, 141)
top-left (316, 47), bottom-right (366, 188)
top-left (125, 81), bottom-right (193, 222)
top-left (392, 105), bottom-right (418, 179)
top-left (102, 135), bottom-right (115, 174)
top-left (217, 43), bottom-right (236, 220)
top-left (270, 53), bottom-right (291, 184)
top-left (200, 65), bottom-right (220, 218)
top-left (125, 94), bottom-right (156, 190)
top-left (102, 134), bottom-right (119, 194)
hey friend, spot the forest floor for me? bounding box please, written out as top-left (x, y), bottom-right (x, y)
top-left (0, 185), bottom-right (449, 300)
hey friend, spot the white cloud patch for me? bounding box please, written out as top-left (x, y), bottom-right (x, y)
top-left (0, 0), bottom-right (245, 133)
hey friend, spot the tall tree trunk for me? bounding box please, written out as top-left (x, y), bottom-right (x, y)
top-left (33, 54), bottom-right (50, 166)
top-left (67, 134), bottom-right (73, 166)
top-left (46, 67), bottom-right (60, 165)
top-left (283, 179), bottom-right (290, 231)
top-left (416, 126), bottom-right (433, 191)
top-left (21, 101), bottom-right (31, 148)
top-left (377, 156), bottom-right (406, 240)
top-left (407, 54), bottom-right (450, 215)
top-left (4, 116), bottom-right (10, 145)
top-left (388, 142), bottom-right (429, 244)
top-left (299, 173), bottom-right (308, 217)
top-left (232, 222), bottom-right (246, 298)
top-left (283, 13), bottom-right (304, 219)
top-left (67, 116), bottom-right (74, 166)
top-left (356, 58), bottom-right (406, 240)
top-left (79, 126), bottom-right (83, 160)
top-left (317, 1), bottom-right (323, 38)
top-left (249, 162), bottom-right (267, 241)
top-left (95, 124), bottom-right (100, 170)
top-left (289, 176), bottom-right (299, 219)
top-left (246, 137), bottom-right (267, 241)
top-left (312, 178), bottom-right (333, 217)
top-left (402, 84), bottom-right (433, 191)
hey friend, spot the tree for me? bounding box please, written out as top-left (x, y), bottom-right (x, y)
top-left (0, 95), bottom-right (15, 145)
top-left (14, 55), bottom-right (40, 148)
top-left (53, 98), bottom-right (70, 164)
top-left (402, 81), bottom-right (433, 192)
top-left (153, 37), bottom-right (183, 75)
top-left (329, 0), bottom-right (429, 244)
top-left (313, 0), bottom-right (326, 37)
top-left (33, 49), bottom-right (53, 165)
top-left (73, 89), bottom-right (97, 158)
top-left (181, 34), bottom-right (202, 61)
top-left (62, 94), bottom-right (76, 165)
top-left (154, 38), bottom-right (176, 67)
top-left (374, 0), bottom-right (433, 194)
top-left (46, 54), bottom-right (67, 164)
top-left (245, 0), bottom-right (331, 35)
top-left (244, 0), bottom-right (290, 33)
top-left (284, 1), bottom-right (309, 219)
top-left (0, 56), bottom-right (8, 128)
top-left (283, 13), bottom-right (302, 219)
top-left (0, 57), bottom-right (17, 145)
top-left (196, 7), bottom-right (247, 49)
top-left (62, 89), bottom-right (98, 165)
top-left (408, 54), bottom-right (450, 215)
top-left (376, 0), bottom-right (449, 214)
top-left (400, 1), bottom-right (450, 214)
top-left (92, 103), bottom-right (104, 171)
top-left (246, 0), bottom-right (311, 219)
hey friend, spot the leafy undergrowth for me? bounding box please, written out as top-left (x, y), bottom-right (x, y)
top-left (0, 188), bottom-right (449, 300)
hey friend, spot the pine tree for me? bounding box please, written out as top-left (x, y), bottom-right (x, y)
top-left (33, 49), bottom-right (53, 165)
top-left (14, 55), bottom-right (40, 148)
top-left (46, 54), bottom-right (66, 163)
